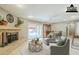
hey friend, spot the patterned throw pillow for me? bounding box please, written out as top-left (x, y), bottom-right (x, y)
top-left (57, 38), bottom-right (66, 46)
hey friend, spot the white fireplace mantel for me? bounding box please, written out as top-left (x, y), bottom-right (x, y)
top-left (0, 26), bottom-right (20, 32)
top-left (0, 26), bottom-right (21, 47)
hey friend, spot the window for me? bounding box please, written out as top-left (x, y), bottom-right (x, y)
top-left (76, 22), bottom-right (79, 35)
top-left (28, 23), bottom-right (43, 39)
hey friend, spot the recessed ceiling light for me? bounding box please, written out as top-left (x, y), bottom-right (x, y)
top-left (27, 15), bottom-right (34, 19)
top-left (16, 4), bottom-right (23, 8)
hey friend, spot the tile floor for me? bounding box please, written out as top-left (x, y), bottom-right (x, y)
top-left (0, 38), bottom-right (79, 55)
top-left (10, 42), bottom-right (50, 55)
top-left (0, 39), bottom-right (26, 55)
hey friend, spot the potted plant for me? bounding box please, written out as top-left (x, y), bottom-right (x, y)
top-left (15, 17), bottom-right (23, 27)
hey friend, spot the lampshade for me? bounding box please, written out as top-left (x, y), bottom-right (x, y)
top-left (66, 4), bottom-right (78, 12)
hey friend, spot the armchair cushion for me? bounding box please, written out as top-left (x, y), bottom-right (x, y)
top-left (57, 38), bottom-right (66, 46)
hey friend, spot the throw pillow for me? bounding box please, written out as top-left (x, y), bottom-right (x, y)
top-left (57, 38), bottom-right (66, 46)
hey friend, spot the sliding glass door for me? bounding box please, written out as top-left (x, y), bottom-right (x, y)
top-left (71, 22), bottom-right (79, 49)
top-left (28, 23), bottom-right (43, 40)
top-left (76, 22), bottom-right (79, 35)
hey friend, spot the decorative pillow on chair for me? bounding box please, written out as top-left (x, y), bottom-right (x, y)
top-left (57, 38), bottom-right (66, 46)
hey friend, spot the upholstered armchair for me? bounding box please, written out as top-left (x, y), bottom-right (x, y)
top-left (50, 39), bottom-right (70, 55)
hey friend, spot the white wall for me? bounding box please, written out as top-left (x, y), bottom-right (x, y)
top-left (51, 23), bottom-right (68, 36)
top-left (0, 7), bottom-right (17, 27)
top-left (0, 7), bottom-right (27, 41)
top-left (0, 7), bottom-right (43, 41)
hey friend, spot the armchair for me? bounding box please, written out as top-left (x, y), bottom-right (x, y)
top-left (50, 39), bottom-right (70, 55)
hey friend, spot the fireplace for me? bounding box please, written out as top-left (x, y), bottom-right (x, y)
top-left (2, 32), bottom-right (18, 47)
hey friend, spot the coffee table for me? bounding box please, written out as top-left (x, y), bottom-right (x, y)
top-left (28, 40), bottom-right (43, 52)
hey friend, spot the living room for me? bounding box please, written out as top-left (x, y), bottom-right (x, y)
top-left (0, 4), bottom-right (79, 55)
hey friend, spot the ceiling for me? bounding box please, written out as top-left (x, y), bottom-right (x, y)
top-left (0, 4), bottom-right (79, 23)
